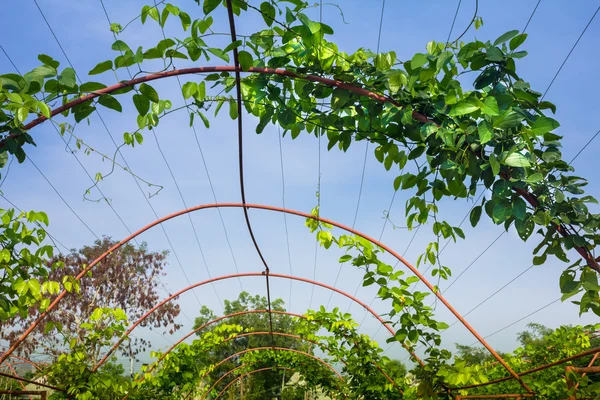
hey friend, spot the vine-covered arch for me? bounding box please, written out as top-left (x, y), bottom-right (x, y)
top-left (3, 203), bottom-right (529, 391)
top-left (1, 0), bottom-right (600, 397)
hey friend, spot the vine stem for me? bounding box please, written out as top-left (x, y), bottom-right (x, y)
top-left (5, 65), bottom-right (597, 272)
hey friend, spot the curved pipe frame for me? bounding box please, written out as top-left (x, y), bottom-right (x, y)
top-left (213, 367), bottom-right (294, 400)
top-left (94, 272), bottom-right (406, 371)
top-left (179, 346), bottom-right (342, 400)
top-left (218, 332), bottom-right (402, 395)
top-left (143, 310), bottom-right (303, 376)
top-left (134, 311), bottom-right (401, 395)
top-left (2, 203), bottom-right (527, 391)
top-left (9, 63), bottom-right (594, 272)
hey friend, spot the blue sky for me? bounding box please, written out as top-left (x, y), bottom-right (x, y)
top-left (1, 0), bottom-right (599, 369)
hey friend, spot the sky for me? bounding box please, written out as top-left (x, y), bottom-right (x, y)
top-left (0, 0), bottom-right (599, 371)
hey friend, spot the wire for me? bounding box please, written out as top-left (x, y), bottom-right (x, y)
top-left (277, 127), bottom-right (294, 310)
top-left (439, 231), bottom-right (506, 295)
top-left (569, 128), bottom-right (600, 165)
top-left (445, 264), bottom-right (535, 330)
top-left (468, 297), bottom-right (561, 346)
top-left (448, 0), bottom-right (479, 45)
top-left (522, 0), bottom-right (543, 34)
top-left (325, 0), bottom-right (386, 312)
top-left (27, 156), bottom-right (99, 240)
top-left (99, 0), bottom-right (226, 319)
top-left (148, 0), bottom-right (232, 305)
top-left (541, 5), bottom-right (600, 100)
top-left (32, 0), bottom-right (198, 324)
top-left (150, 129), bottom-right (220, 306)
top-left (446, 0), bottom-right (463, 43)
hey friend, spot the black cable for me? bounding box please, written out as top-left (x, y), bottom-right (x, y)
top-left (446, 0), bottom-right (463, 43)
top-left (522, 0), bottom-right (543, 34)
top-left (542, 5), bottom-right (600, 100)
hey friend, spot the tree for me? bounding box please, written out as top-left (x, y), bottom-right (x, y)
top-left (1, 237), bottom-right (181, 366)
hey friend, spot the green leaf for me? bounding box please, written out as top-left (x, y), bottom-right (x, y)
top-left (223, 40), bottom-right (243, 53)
top-left (88, 60), bottom-right (113, 75)
top-left (98, 95), bottom-right (122, 112)
top-left (509, 33), bottom-right (528, 51)
top-left (133, 94), bottom-right (150, 116)
top-left (198, 16), bottom-right (214, 34)
top-left (260, 2), bottom-right (276, 26)
top-left (393, 176), bottom-right (402, 191)
top-left (387, 70), bottom-right (407, 93)
top-left (489, 153), bottom-right (500, 175)
top-left (480, 96), bottom-right (499, 116)
top-left (504, 152), bottom-right (530, 168)
top-left (478, 120), bottom-right (493, 144)
top-left (492, 202), bottom-right (511, 223)
top-left (530, 116), bottom-right (560, 135)
top-left (111, 40), bottom-right (130, 52)
top-left (411, 53), bottom-right (428, 69)
top-left (493, 30), bottom-right (520, 46)
top-left (139, 83), bottom-right (159, 102)
top-left (80, 82), bottom-right (107, 92)
top-left (512, 197), bottom-right (527, 220)
top-left (470, 205), bottom-right (482, 227)
top-left (229, 101), bottom-right (238, 120)
top-left (449, 100), bottom-right (479, 117)
top-left (238, 51), bottom-right (253, 71)
top-left (203, 0), bottom-right (221, 14)
top-left (58, 68), bottom-right (77, 88)
top-left (38, 54), bottom-right (60, 69)
top-left (331, 88), bottom-right (350, 109)
top-left (37, 101), bottom-right (51, 118)
top-left (179, 12), bottom-right (191, 30)
top-left (207, 48), bottom-right (230, 63)
top-left (198, 111), bottom-right (210, 128)
top-left (196, 81), bottom-right (206, 100)
top-left (182, 82), bottom-right (198, 99)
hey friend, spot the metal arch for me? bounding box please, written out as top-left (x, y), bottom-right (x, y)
top-left (199, 363), bottom-right (273, 400)
top-left (182, 348), bottom-right (344, 400)
top-left (212, 366), bottom-right (344, 400)
top-left (12, 64), bottom-right (596, 275)
top-left (212, 367), bottom-right (293, 400)
top-left (138, 310), bottom-right (401, 394)
top-left (2, 203), bottom-right (526, 391)
top-left (143, 310), bottom-right (303, 376)
top-left (218, 332), bottom-right (403, 394)
top-left (93, 272), bottom-right (411, 371)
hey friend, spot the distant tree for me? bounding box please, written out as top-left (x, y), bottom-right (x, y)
top-left (1, 237), bottom-right (181, 366)
top-left (454, 343), bottom-right (495, 365)
top-left (385, 359), bottom-right (407, 383)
